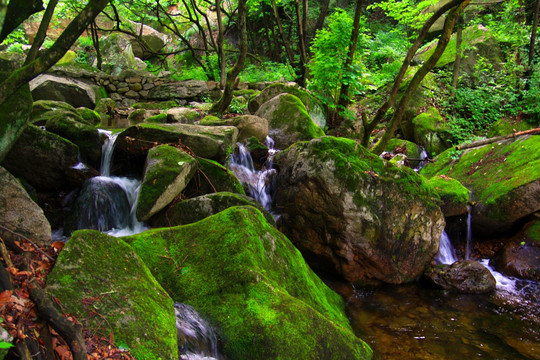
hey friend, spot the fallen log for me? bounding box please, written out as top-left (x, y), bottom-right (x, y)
top-left (455, 127), bottom-right (540, 151)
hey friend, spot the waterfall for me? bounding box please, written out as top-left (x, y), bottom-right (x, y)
top-left (434, 231), bottom-right (458, 265)
top-left (65, 130), bottom-right (147, 237)
top-left (414, 147), bottom-right (429, 172)
top-left (229, 136), bottom-right (278, 214)
top-left (465, 205), bottom-right (473, 259)
top-left (175, 303), bottom-right (220, 360)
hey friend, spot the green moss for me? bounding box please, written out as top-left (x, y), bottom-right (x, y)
top-left (123, 206), bottom-right (372, 359)
top-left (198, 115), bottom-right (223, 126)
top-left (76, 107), bottom-right (101, 126)
top-left (527, 221), bottom-right (540, 244)
top-left (133, 100), bottom-right (178, 110)
top-left (55, 50), bottom-right (76, 66)
top-left (144, 113), bottom-right (167, 123)
top-left (0, 81), bottom-right (32, 161)
top-left (488, 117), bottom-right (535, 137)
top-left (184, 157), bottom-right (245, 196)
top-left (233, 89), bottom-right (258, 97)
top-left (128, 109), bottom-right (147, 124)
top-left (271, 94), bottom-right (325, 141)
top-left (46, 231), bottom-right (177, 360)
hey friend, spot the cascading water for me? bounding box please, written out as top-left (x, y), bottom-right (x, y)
top-left (414, 147), bottom-right (429, 172)
top-left (175, 303), bottom-right (220, 360)
top-left (229, 136), bottom-right (278, 214)
top-left (465, 205), bottom-right (473, 259)
top-left (434, 231), bottom-right (457, 265)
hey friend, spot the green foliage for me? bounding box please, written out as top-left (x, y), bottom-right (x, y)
top-left (521, 65), bottom-right (540, 124)
top-left (367, 0), bottom-right (438, 30)
top-left (228, 97), bottom-right (248, 114)
top-left (364, 28), bottom-right (409, 87)
top-left (3, 24), bottom-right (26, 51)
top-left (239, 61), bottom-right (295, 83)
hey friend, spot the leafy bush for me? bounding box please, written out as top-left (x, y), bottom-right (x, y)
top-left (239, 61), bottom-right (294, 83)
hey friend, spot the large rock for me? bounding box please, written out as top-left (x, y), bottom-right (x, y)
top-left (248, 83), bottom-right (326, 128)
top-left (99, 32), bottom-right (138, 76)
top-left (29, 74), bottom-right (101, 109)
top-left (150, 192), bottom-right (275, 228)
top-left (255, 93), bottom-right (325, 149)
top-left (113, 123), bottom-right (238, 173)
top-left (147, 80), bottom-right (209, 101)
top-left (127, 22), bottom-right (167, 59)
top-left (183, 157), bottom-right (245, 198)
top-left (43, 109), bottom-right (105, 168)
top-left (423, 260), bottom-right (496, 293)
top-left (137, 145), bottom-right (197, 222)
top-left (166, 107), bottom-right (200, 124)
top-left (1, 124), bottom-right (79, 190)
top-left (30, 100), bottom-right (81, 123)
top-left (46, 230), bottom-right (178, 360)
top-left (421, 135), bottom-right (540, 236)
top-left (410, 107), bottom-right (451, 156)
top-left (123, 206), bottom-right (373, 360)
top-left (198, 114), bottom-right (268, 142)
top-left (274, 136), bottom-right (445, 284)
top-left (426, 175), bottom-right (469, 217)
top-left (0, 166), bottom-right (51, 247)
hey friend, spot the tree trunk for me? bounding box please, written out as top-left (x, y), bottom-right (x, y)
top-left (331, 0), bottom-right (364, 129)
top-left (0, 0), bottom-right (43, 43)
top-left (271, 0), bottom-right (295, 67)
top-left (371, 0), bottom-right (470, 154)
top-left (528, 0), bottom-right (540, 71)
top-left (25, 0), bottom-right (58, 65)
top-left (216, 0), bottom-right (226, 87)
top-left (90, 21), bottom-right (102, 70)
top-left (361, 0), bottom-right (466, 147)
top-left (313, 0), bottom-right (330, 40)
top-left (295, 0), bottom-right (308, 86)
top-left (210, 0), bottom-right (247, 116)
top-left (0, 0), bottom-right (110, 110)
top-left (451, 14), bottom-right (463, 92)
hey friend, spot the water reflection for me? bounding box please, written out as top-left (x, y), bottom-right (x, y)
top-left (334, 282), bottom-right (540, 360)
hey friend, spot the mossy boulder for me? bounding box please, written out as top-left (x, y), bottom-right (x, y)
top-left (150, 192), bottom-right (275, 228)
top-left (123, 206), bottom-right (372, 360)
top-left (99, 33), bottom-right (138, 76)
top-left (488, 117), bottom-right (536, 137)
top-left (113, 123), bottom-right (238, 165)
top-left (166, 107), bottom-right (200, 124)
top-left (76, 107), bottom-right (101, 126)
top-left (29, 74), bottom-right (101, 109)
top-left (274, 136), bottom-right (444, 284)
top-left (197, 114), bottom-right (268, 143)
top-left (427, 175), bottom-right (469, 217)
top-left (0, 166), bottom-right (52, 247)
top-left (137, 145), bottom-right (197, 222)
top-left (44, 110), bottom-right (105, 168)
top-left (421, 135), bottom-right (540, 236)
top-left (423, 260), bottom-right (496, 294)
top-left (1, 124), bottom-right (80, 190)
top-left (94, 97), bottom-right (117, 126)
top-left (248, 83), bottom-right (326, 128)
top-left (30, 100), bottom-right (81, 124)
top-left (255, 93), bottom-right (325, 149)
top-left (46, 230), bottom-right (178, 360)
top-left (409, 107), bottom-right (451, 156)
top-left (0, 72), bottom-right (33, 162)
top-left (145, 112), bottom-right (167, 123)
top-left (183, 157), bottom-right (245, 197)
top-left (385, 138), bottom-right (426, 168)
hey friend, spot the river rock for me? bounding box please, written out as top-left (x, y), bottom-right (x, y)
top-left (198, 114), bottom-right (269, 142)
top-left (1, 124), bottom-right (80, 190)
top-left (137, 145), bottom-right (197, 222)
top-left (410, 107), bottom-right (452, 156)
top-left (424, 260), bottom-right (496, 293)
top-left (123, 206), bottom-right (373, 360)
top-left (150, 192), bottom-right (275, 228)
top-left (113, 123), bottom-right (237, 175)
top-left (147, 80), bottom-right (209, 101)
top-left (183, 157), bottom-right (245, 197)
top-left (46, 230), bottom-right (178, 360)
top-left (0, 166), bottom-right (52, 247)
top-left (427, 175), bottom-right (469, 217)
top-left (166, 107), bottom-right (200, 124)
top-left (63, 176), bottom-right (132, 235)
top-left (421, 135), bottom-right (540, 236)
top-left (274, 136), bottom-right (444, 284)
top-left (255, 93), bottom-right (325, 149)
top-left (248, 82), bottom-right (326, 128)
top-left (43, 109), bottom-right (105, 168)
top-left (29, 74), bottom-right (101, 109)
top-left (0, 73), bottom-right (32, 162)
top-left (99, 33), bottom-right (138, 76)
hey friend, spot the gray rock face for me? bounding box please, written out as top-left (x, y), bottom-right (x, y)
top-left (274, 137), bottom-right (445, 284)
top-left (99, 33), bottom-right (138, 76)
top-left (1, 125), bottom-right (79, 190)
top-left (424, 260), bottom-right (496, 294)
top-left (147, 80), bottom-right (209, 101)
top-left (0, 166), bottom-right (51, 247)
top-left (30, 74), bottom-right (101, 109)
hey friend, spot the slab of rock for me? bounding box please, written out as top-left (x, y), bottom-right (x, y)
top-left (166, 107), bottom-right (200, 124)
top-left (424, 260), bottom-right (496, 293)
top-left (275, 136), bottom-right (445, 284)
top-left (137, 145), bottom-right (197, 222)
top-left (0, 166), bottom-right (51, 247)
top-left (147, 80), bottom-right (209, 101)
top-left (30, 74), bottom-right (100, 109)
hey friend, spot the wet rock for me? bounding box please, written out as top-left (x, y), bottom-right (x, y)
top-left (424, 260), bottom-right (496, 294)
top-left (0, 166), bottom-right (52, 247)
top-left (255, 93), bottom-right (324, 149)
top-left (29, 74), bottom-right (101, 109)
top-left (427, 175), bottom-right (469, 217)
top-left (274, 136), bottom-right (444, 284)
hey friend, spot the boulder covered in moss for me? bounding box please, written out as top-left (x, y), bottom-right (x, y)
top-left (183, 157), bottom-right (245, 198)
top-left (166, 107), bottom-right (200, 124)
top-left (44, 109), bottom-right (105, 168)
top-left (123, 206), bottom-right (372, 360)
top-left (423, 260), bottom-right (496, 294)
top-left (198, 114), bottom-right (268, 143)
top-left (410, 107), bottom-right (451, 156)
top-left (30, 100), bottom-right (80, 123)
top-left (94, 97), bottom-right (117, 126)
top-left (274, 136), bottom-right (444, 284)
top-left (421, 135), bottom-right (540, 236)
top-left (0, 73), bottom-right (33, 162)
top-left (76, 107), bottom-right (102, 126)
top-left (1, 124), bottom-right (80, 190)
top-left (114, 123), bottom-right (238, 164)
top-left (488, 117), bottom-right (536, 137)
top-left (99, 33), bottom-right (138, 76)
top-left (255, 93), bottom-right (325, 149)
top-left (427, 175), bottom-right (469, 217)
top-left (46, 230), bottom-right (178, 360)
top-left (150, 192), bottom-right (275, 228)
top-left (248, 83), bottom-right (326, 128)
top-left (137, 145), bottom-right (197, 222)
top-left (384, 138), bottom-right (426, 168)
top-left (0, 166), bottom-right (51, 247)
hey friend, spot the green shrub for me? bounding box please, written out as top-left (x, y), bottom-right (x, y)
top-left (238, 61), bottom-right (295, 83)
